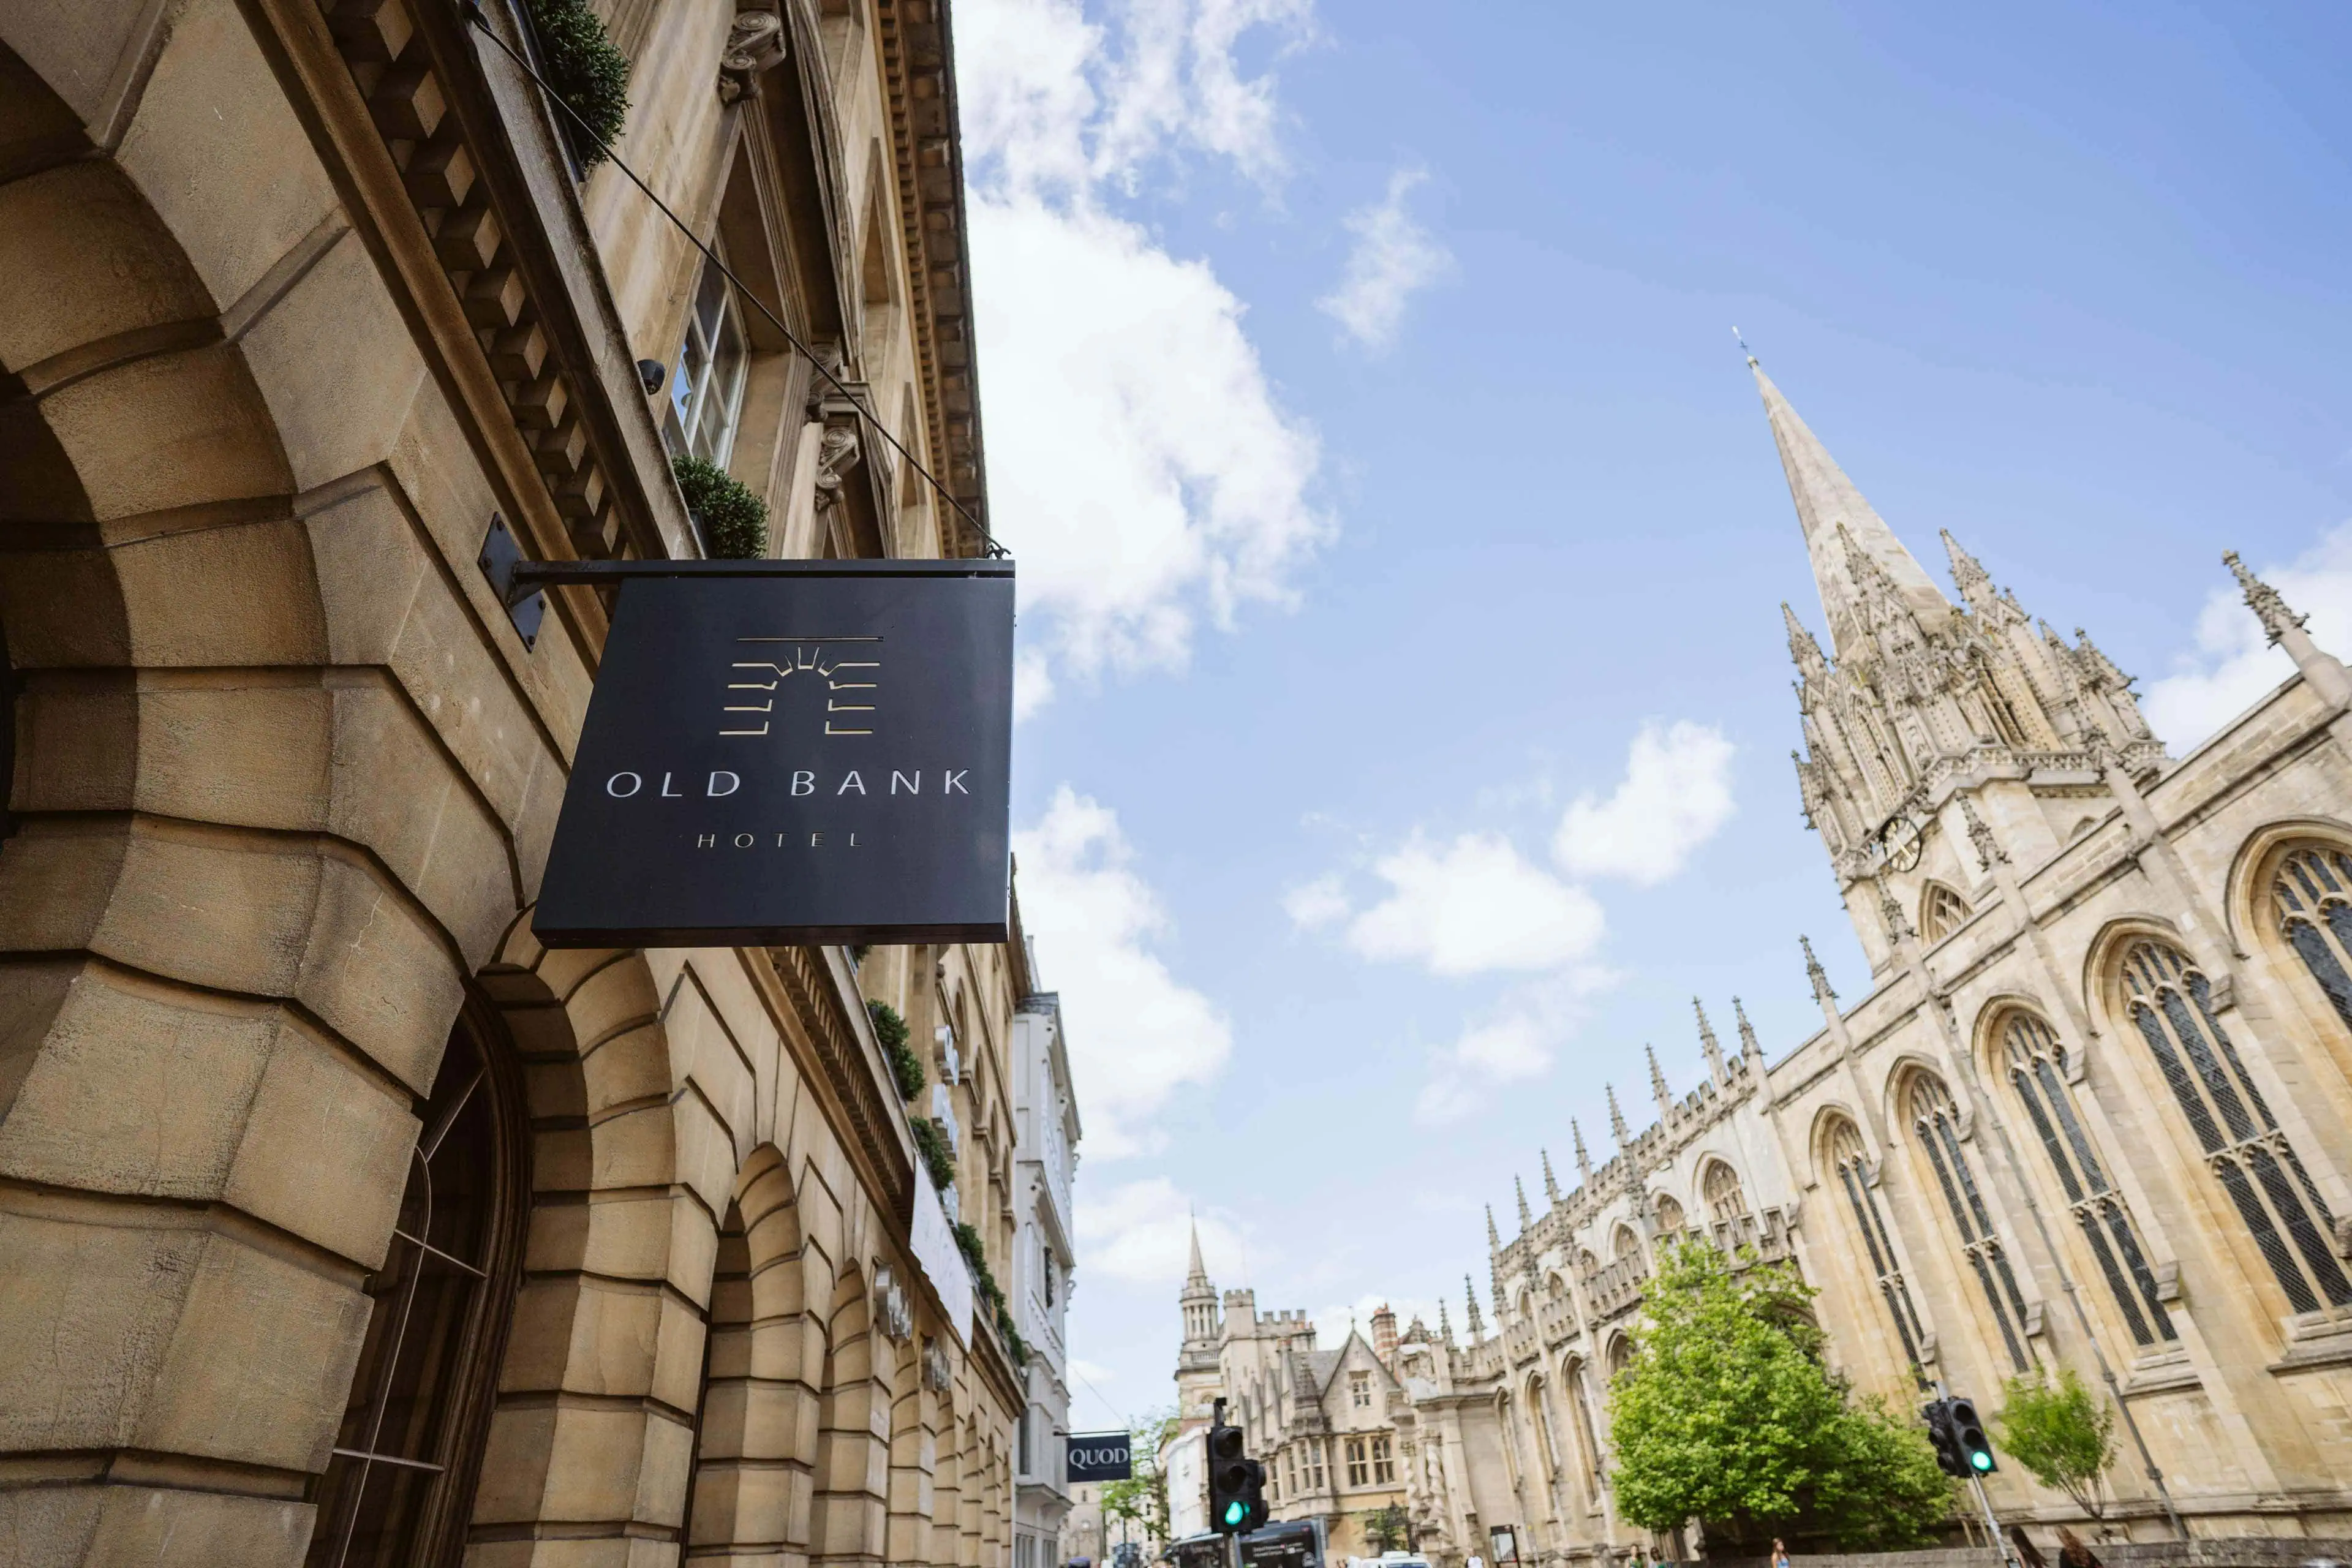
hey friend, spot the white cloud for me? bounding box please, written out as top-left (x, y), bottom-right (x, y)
top-left (1344, 832), bottom-right (1604, 977)
top-left (1069, 1357), bottom-right (1120, 1385)
top-left (1014, 786), bottom-right (1232, 1158)
top-left (1552, 720), bottom-right (1737, 886)
top-left (1281, 873), bottom-right (1350, 930)
top-left (959, 0), bottom-right (1329, 715)
top-left (1316, 167), bottom-right (1452, 352)
top-left (1412, 970), bottom-right (1614, 1126)
top-left (1077, 1175), bottom-right (1245, 1287)
top-left (2142, 526), bottom-right (2352, 749)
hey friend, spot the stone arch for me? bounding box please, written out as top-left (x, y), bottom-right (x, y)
top-left (687, 1145), bottom-right (824, 1561)
top-left (2081, 913), bottom-right (2195, 1040)
top-left (813, 1265), bottom-right (890, 1568)
top-left (0, 18), bottom-right (538, 1555)
top-left (469, 924), bottom-right (725, 1552)
top-left (2228, 821), bottom-right (2352, 1095)
top-left (882, 1317), bottom-right (933, 1567)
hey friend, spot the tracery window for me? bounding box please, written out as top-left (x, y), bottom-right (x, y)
top-left (1565, 1360), bottom-right (1603, 1491)
top-left (1999, 1012), bottom-right (2174, 1346)
top-left (1526, 1377), bottom-right (1558, 1475)
top-left (1826, 1117), bottom-right (1927, 1370)
top-left (2120, 940), bottom-right (2352, 1313)
top-left (1653, 1193), bottom-right (1685, 1235)
top-left (1703, 1160), bottom-right (1747, 1223)
top-left (1919, 881), bottom-right (1973, 943)
top-left (1905, 1073), bottom-right (2032, 1370)
top-left (2274, 845), bottom-right (2352, 1030)
top-left (1611, 1225), bottom-right (1640, 1260)
top-left (306, 1007), bottom-right (527, 1567)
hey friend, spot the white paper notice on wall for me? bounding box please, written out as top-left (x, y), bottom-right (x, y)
top-left (908, 1174), bottom-right (974, 1347)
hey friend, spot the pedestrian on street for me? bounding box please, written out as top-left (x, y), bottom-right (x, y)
top-left (1772, 1539), bottom-right (1791, 1568)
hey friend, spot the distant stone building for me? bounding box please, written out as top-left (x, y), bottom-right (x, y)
top-left (1172, 1228), bottom-right (1414, 1557)
top-left (1399, 361), bottom-right (2352, 1564)
top-left (1014, 990), bottom-right (1084, 1568)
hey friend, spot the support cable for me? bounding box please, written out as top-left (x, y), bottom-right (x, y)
top-left (458, 0), bottom-right (1009, 559)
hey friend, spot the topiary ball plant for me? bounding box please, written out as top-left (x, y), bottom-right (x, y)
top-left (525, 0), bottom-right (630, 169)
top-left (671, 454), bottom-right (769, 559)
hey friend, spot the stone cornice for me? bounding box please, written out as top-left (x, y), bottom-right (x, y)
top-left (874, 0), bottom-right (990, 555)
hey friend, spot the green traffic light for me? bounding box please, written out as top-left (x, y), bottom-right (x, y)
top-left (1224, 1502), bottom-right (1247, 1526)
top-left (1971, 1453), bottom-right (1992, 1472)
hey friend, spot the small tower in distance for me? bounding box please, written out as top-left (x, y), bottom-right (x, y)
top-left (1175, 1218), bottom-right (1223, 1424)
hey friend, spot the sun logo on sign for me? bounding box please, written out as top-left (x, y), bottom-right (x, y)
top-left (722, 636), bottom-right (881, 737)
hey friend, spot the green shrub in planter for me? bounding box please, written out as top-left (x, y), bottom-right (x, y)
top-left (671, 454), bottom-right (769, 559)
top-left (910, 1119), bottom-right (955, 1192)
top-left (867, 1000), bottom-right (924, 1098)
top-left (526, 0), bottom-right (630, 168)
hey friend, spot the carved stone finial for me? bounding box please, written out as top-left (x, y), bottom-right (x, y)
top-left (1880, 885), bottom-right (1913, 943)
top-left (1733, 996), bottom-right (1765, 1065)
top-left (1541, 1148), bottom-right (1562, 1204)
top-left (1607, 1084), bottom-right (1631, 1147)
top-left (1783, 601), bottom-right (1826, 676)
top-left (1958, 792), bottom-right (2009, 870)
top-left (1647, 1044), bottom-right (1673, 1117)
top-left (2225, 551), bottom-right (2307, 646)
top-left (1571, 1119), bottom-right (1592, 1183)
top-left (1439, 1298), bottom-right (1454, 1345)
top-left (1942, 528), bottom-right (1995, 611)
top-left (1694, 998), bottom-right (1727, 1082)
top-left (1463, 1275), bottom-right (1484, 1336)
top-left (1515, 1175), bottom-right (1533, 1231)
top-left (717, 9), bottom-right (785, 103)
top-left (1485, 1204), bottom-right (1501, 1250)
top-left (1801, 935), bottom-right (1837, 1002)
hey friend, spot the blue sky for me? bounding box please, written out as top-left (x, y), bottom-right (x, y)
top-left (953, 0), bottom-right (2352, 1429)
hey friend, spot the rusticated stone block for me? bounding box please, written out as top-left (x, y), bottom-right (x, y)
top-left (491, 320), bottom-right (549, 382)
top-left (435, 200), bottom-right (503, 272)
top-left (466, 264), bottom-right (528, 329)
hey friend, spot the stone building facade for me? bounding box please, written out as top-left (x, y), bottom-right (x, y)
top-left (1394, 363), bottom-right (2352, 1566)
top-left (1011, 991), bottom-right (1081, 1568)
top-left (0, 0), bottom-right (1041, 1562)
top-left (1172, 1231), bottom-right (1412, 1559)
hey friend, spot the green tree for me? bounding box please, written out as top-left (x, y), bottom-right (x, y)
top-left (1102, 1409), bottom-right (1181, 1553)
top-left (1608, 1239), bottom-right (1950, 1553)
top-left (1994, 1369), bottom-right (2115, 1519)
top-left (1362, 1503), bottom-right (1414, 1554)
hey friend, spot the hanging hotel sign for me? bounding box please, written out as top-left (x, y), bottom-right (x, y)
top-left (533, 560), bottom-right (1015, 946)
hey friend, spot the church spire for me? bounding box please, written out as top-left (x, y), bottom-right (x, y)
top-left (1541, 1148), bottom-right (1562, 1204)
top-left (1942, 529), bottom-right (1999, 616)
top-left (1464, 1275), bottom-right (1485, 1338)
top-left (1571, 1118), bottom-right (1592, 1183)
top-left (1647, 1044), bottom-right (1673, 1119)
top-left (1515, 1174), bottom-right (1533, 1231)
top-left (1185, 1215), bottom-right (1210, 1289)
top-left (1752, 361), bottom-right (1951, 660)
top-left (1486, 1204), bottom-right (1501, 1250)
top-left (1607, 1084), bottom-right (1630, 1146)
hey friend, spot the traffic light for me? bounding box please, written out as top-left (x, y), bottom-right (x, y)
top-left (1948, 1397), bottom-right (1997, 1476)
top-left (1205, 1407), bottom-right (1268, 1535)
top-left (1921, 1399), bottom-right (1966, 1477)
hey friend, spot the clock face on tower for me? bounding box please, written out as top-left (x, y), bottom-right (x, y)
top-left (1877, 815), bottom-right (1926, 873)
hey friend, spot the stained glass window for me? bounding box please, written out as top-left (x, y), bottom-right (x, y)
top-left (2274, 845), bottom-right (2352, 1030)
top-left (2120, 940), bottom-right (2352, 1314)
top-left (2000, 1013), bottom-right (2174, 1346)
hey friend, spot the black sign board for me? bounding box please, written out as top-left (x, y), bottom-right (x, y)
top-left (1066, 1431), bottom-right (1133, 1482)
top-left (534, 560), bottom-right (1014, 946)
top-left (1239, 1521), bottom-right (1322, 1568)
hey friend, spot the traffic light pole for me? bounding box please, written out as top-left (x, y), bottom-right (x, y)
top-left (1937, 1379), bottom-right (2018, 1568)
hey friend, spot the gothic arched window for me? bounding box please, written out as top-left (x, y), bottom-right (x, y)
top-left (2274, 844), bottom-right (2352, 1028)
top-left (1905, 1073), bottom-right (2032, 1370)
top-left (307, 1003), bottom-right (529, 1567)
top-left (1527, 1374), bottom-right (1559, 1476)
top-left (1564, 1358), bottom-right (1604, 1491)
top-left (1999, 1013), bottom-right (2174, 1346)
top-left (1653, 1193), bottom-right (1685, 1236)
top-left (2120, 940), bottom-right (2352, 1314)
top-left (1919, 881), bottom-right (1973, 943)
top-left (1702, 1160), bottom-right (1747, 1222)
top-left (1826, 1117), bottom-right (1926, 1370)
top-left (1611, 1224), bottom-right (1640, 1260)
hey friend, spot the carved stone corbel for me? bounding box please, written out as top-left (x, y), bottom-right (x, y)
top-left (717, 10), bottom-right (785, 104)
